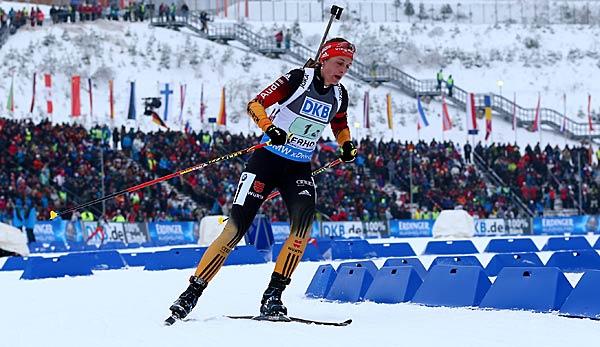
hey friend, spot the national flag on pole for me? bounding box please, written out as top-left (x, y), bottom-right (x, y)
top-left (512, 92), bottom-right (517, 130)
top-left (588, 94), bottom-right (593, 132)
top-left (217, 87), bottom-right (226, 126)
top-left (6, 76), bottom-right (14, 113)
top-left (363, 91), bottom-right (370, 128)
top-left (29, 72), bottom-right (36, 113)
top-left (151, 112), bottom-right (168, 128)
top-left (44, 74), bottom-right (53, 115)
top-left (200, 84), bottom-right (206, 123)
top-left (386, 93), bottom-right (393, 129)
top-left (442, 94), bottom-right (453, 131)
top-left (417, 95), bottom-right (429, 130)
top-left (71, 75), bottom-right (81, 117)
top-left (184, 120), bottom-right (192, 134)
top-left (160, 83), bottom-right (173, 121)
top-left (531, 94), bottom-right (541, 132)
top-left (466, 92), bottom-right (478, 134)
top-left (108, 80), bottom-right (114, 119)
top-left (484, 95), bottom-right (492, 140)
top-left (561, 93), bottom-right (567, 133)
top-left (127, 81), bottom-right (136, 120)
top-left (179, 83), bottom-right (186, 125)
top-left (88, 78), bottom-right (93, 119)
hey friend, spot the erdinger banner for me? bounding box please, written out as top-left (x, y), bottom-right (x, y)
top-left (271, 222), bottom-right (320, 242)
top-left (147, 222), bottom-right (196, 243)
top-left (389, 219), bottom-right (433, 237)
top-left (532, 216), bottom-right (600, 235)
top-left (33, 220), bottom-right (83, 243)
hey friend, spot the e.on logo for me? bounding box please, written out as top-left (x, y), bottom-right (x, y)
top-left (300, 97), bottom-right (331, 121)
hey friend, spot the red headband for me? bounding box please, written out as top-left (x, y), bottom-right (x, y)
top-left (318, 41), bottom-right (355, 63)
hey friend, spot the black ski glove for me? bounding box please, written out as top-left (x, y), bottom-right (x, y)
top-left (339, 141), bottom-right (358, 163)
top-left (265, 125), bottom-right (288, 145)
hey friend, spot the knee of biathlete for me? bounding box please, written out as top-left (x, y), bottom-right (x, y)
top-left (273, 175), bottom-right (316, 278)
top-left (193, 159), bottom-right (276, 281)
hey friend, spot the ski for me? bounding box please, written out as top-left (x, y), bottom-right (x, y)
top-left (226, 315), bottom-right (352, 327)
top-left (164, 314), bottom-right (179, 326)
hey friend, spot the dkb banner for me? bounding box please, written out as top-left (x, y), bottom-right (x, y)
top-left (532, 216), bottom-right (600, 235)
top-left (321, 221), bottom-right (364, 238)
top-left (474, 218), bottom-right (531, 236)
top-left (388, 219), bottom-right (433, 237)
top-left (147, 221), bottom-right (196, 243)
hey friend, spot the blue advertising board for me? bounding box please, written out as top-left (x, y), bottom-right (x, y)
top-left (532, 216), bottom-right (600, 235)
top-left (147, 222), bottom-right (196, 243)
top-left (388, 220), bottom-right (433, 238)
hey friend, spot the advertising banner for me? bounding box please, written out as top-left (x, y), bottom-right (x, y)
top-left (147, 222), bottom-right (196, 243)
top-left (533, 216), bottom-right (600, 235)
top-left (474, 218), bottom-right (530, 236)
top-left (388, 219), bottom-right (433, 238)
top-left (34, 220), bottom-right (83, 243)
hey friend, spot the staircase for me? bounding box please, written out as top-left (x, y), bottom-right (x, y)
top-left (150, 13), bottom-right (600, 142)
top-left (472, 151), bottom-right (534, 218)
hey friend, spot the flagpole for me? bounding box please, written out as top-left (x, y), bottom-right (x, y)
top-left (563, 93), bottom-right (567, 147)
top-left (513, 92), bottom-right (517, 145)
top-left (538, 92), bottom-right (542, 147)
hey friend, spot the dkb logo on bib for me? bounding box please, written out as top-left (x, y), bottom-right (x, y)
top-left (300, 97), bottom-right (331, 122)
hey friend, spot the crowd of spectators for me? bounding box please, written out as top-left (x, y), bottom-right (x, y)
top-left (0, 119), bottom-right (194, 226)
top-left (1, 117), bottom-right (598, 227)
top-left (475, 142), bottom-right (600, 215)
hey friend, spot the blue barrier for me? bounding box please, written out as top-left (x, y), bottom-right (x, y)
top-left (412, 265), bottom-right (491, 307)
top-left (370, 243), bottom-right (415, 258)
top-left (383, 258), bottom-right (428, 280)
top-left (422, 240), bottom-right (479, 255)
top-left (560, 270), bottom-right (600, 319)
top-left (325, 266), bottom-right (374, 303)
top-left (541, 236), bottom-right (593, 251)
top-left (66, 242), bottom-right (86, 252)
top-left (121, 252), bottom-right (155, 267)
top-left (101, 242), bottom-right (127, 250)
top-left (484, 238), bottom-right (539, 253)
top-left (1, 256), bottom-right (35, 271)
top-left (126, 242), bottom-right (140, 249)
top-left (485, 252), bottom-right (544, 276)
top-left (364, 266), bottom-right (422, 304)
top-left (479, 267), bottom-right (572, 312)
top-left (305, 264), bottom-right (337, 299)
top-left (141, 240), bottom-right (155, 248)
top-left (594, 237), bottom-right (600, 250)
top-left (49, 241), bottom-right (69, 252)
top-left (224, 245), bottom-right (268, 265)
top-left (337, 260), bottom-right (379, 279)
top-left (28, 241), bottom-right (46, 253)
top-left (62, 250), bottom-right (126, 270)
top-left (144, 247), bottom-right (206, 271)
top-left (21, 256), bottom-right (93, 280)
top-left (272, 242), bottom-right (324, 262)
top-left (330, 239), bottom-right (376, 260)
top-left (429, 256), bottom-right (483, 270)
top-left (545, 250), bottom-right (600, 272)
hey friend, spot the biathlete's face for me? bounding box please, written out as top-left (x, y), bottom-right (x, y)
top-left (321, 56), bottom-right (353, 86)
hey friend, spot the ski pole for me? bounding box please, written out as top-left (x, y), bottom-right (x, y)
top-left (49, 141), bottom-right (271, 220)
top-left (219, 158), bottom-right (342, 224)
top-left (304, 5), bottom-right (344, 67)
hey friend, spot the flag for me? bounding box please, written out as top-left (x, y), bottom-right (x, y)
top-left (512, 92), bottom-right (517, 130)
top-left (484, 95), bottom-right (492, 140)
top-left (466, 92), bottom-right (478, 134)
top-left (184, 120), bottom-right (192, 134)
top-left (561, 93), bottom-right (566, 133)
top-left (151, 112), bottom-right (168, 128)
top-left (160, 83), bottom-right (173, 121)
top-left (44, 74), bottom-right (53, 115)
top-left (386, 93), bottom-right (393, 129)
top-left (363, 91), bottom-right (370, 128)
top-left (29, 72), bottom-right (36, 113)
top-left (442, 94), bottom-right (453, 131)
top-left (88, 78), bottom-right (93, 119)
top-left (71, 75), bottom-right (81, 117)
top-left (127, 81), bottom-right (136, 120)
top-left (200, 83), bottom-right (206, 123)
top-left (417, 95), bottom-right (429, 129)
top-left (108, 80), bottom-right (114, 119)
top-left (217, 87), bottom-right (226, 126)
top-left (588, 94), bottom-right (593, 132)
top-left (531, 94), bottom-right (540, 132)
top-left (6, 76), bottom-right (14, 113)
top-left (179, 83), bottom-right (186, 125)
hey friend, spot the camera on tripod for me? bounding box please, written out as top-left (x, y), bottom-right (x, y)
top-left (142, 97), bottom-right (162, 116)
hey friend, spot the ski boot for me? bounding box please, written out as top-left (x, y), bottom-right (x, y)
top-left (166, 275), bottom-right (207, 324)
top-left (258, 272), bottom-right (291, 322)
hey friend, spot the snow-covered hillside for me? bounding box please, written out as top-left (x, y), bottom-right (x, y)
top-left (0, 11), bottom-right (596, 150)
